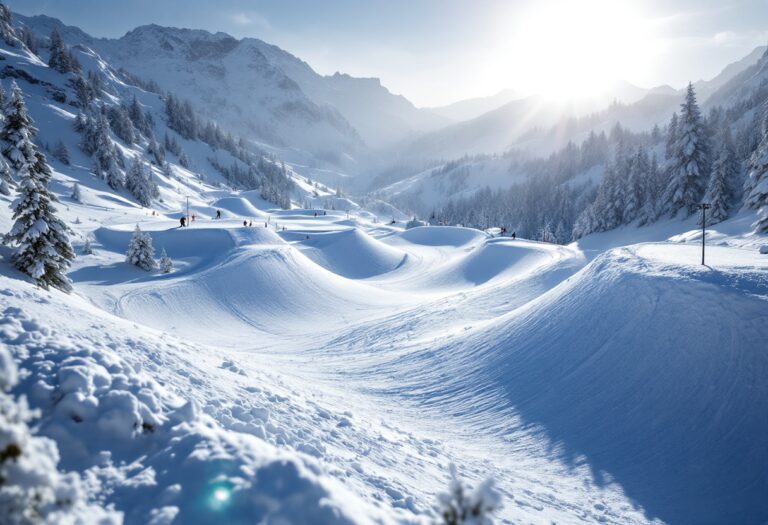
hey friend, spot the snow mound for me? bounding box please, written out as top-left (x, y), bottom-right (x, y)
top-left (211, 197), bottom-right (267, 219)
top-left (441, 238), bottom-right (563, 286)
top-left (290, 228), bottom-right (407, 279)
top-left (409, 244), bottom-right (768, 524)
top-left (397, 226), bottom-right (487, 247)
top-left (113, 244), bottom-right (393, 343)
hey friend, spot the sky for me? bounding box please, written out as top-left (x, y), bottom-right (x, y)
top-left (6, 0), bottom-right (768, 107)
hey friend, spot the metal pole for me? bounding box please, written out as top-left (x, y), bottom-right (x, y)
top-left (697, 203), bottom-right (710, 265)
top-left (701, 207), bottom-right (705, 265)
top-left (186, 197), bottom-right (189, 226)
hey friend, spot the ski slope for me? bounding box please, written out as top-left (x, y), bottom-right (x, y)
top-left (4, 191), bottom-right (757, 524)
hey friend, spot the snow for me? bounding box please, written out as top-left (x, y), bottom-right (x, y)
top-left (2, 7), bottom-right (768, 525)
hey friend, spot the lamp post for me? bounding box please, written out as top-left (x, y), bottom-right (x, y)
top-left (696, 203), bottom-right (711, 265)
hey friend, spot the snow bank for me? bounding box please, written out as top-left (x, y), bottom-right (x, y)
top-left (411, 244), bottom-right (768, 524)
top-left (0, 277), bottom-right (404, 525)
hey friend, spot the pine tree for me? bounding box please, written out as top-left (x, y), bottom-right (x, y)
top-left (744, 104), bottom-right (768, 232)
top-left (92, 111), bottom-right (123, 190)
top-left (21, 26), bottom-right (38, 55)
top-left (125, 158), bottom-right (156, 207)
top-left (52, 139), bottom-right (70, 164)
top-left (665, 83), bottom-right (709, 216)
top-left (0, 156), bottom-right (13, 195)
top-left (705, 129), bottom-right (738, 225)
top-left (5, 147), bottom-right (75, 291)
top-left (159, 248), bottom-right (173, 273)
top-left (71, 181), bottom-right (81, 202)
top-left (665, 112), bottom-right (678, 160)
top-left (623, 146), bottom-right (649, 223)
top-left (82, 237), bottom-right (93, 255)
top-left (48, 28), bottom-right (72, 73)
top-left (638, 154), bottom-right (664, 226)
top-left (126, 224), bottom-right (157, 270)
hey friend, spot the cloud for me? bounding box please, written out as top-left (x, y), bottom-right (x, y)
top-left (228, 11), bottom-right (271, 31)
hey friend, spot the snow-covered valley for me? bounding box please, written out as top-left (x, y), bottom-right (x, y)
top-left (1, 2), bottom-right (768, 524)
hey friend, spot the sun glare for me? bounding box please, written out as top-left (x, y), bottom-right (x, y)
top-left (504, 0), bottom-right (659, 100)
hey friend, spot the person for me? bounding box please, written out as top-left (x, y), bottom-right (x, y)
top-left (249, 220), bottom-right (253, 227)
top-left (243, 220), bottom-right (247, 227)
top-left (191, 214), bottom-right (196, 222)
top-left (180, 216), bottom-right (186, 228)
top-left (512, 231), bottom-right (516, 240)
top-left (264, 222), bottom-right (268, 228)
top-left (314, 212), bottom-right (317, 217)
top-left (215, 210), bottom-right (221, 219)
top-left (323, 211), bottom-right (327, 216)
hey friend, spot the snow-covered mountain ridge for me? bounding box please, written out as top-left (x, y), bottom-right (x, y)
top-left (15, 13), bottom-right (448, 175)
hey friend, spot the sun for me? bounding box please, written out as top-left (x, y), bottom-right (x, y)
top-left (503, 0), bottom-right (659, 100)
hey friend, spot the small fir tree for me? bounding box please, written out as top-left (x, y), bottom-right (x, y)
top-left (71, 181), bottom-right (81, 201)
top-left (126, 224), bottom-right (157, 270)
top-left (159, 248), bottom-right (173, 273)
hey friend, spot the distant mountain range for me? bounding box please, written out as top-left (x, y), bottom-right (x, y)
top-left (15, 13), bottom-right (768, 189)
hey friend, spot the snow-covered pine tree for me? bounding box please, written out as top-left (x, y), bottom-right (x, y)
top-left (82, 237), bottom-right (92, 255)
top-left (126, 224), bottom-right (157, 271)
top-left (52, 139), bottom-right (70, 164)
top-left (159, 248), bottom-right (173, 273)
top-left (623, 146), bottom-right (649, 223)
top-left (48, 28), bottom-right (74, 74)
top-left (665, 83), bottom-right (709, 216)
top-left (71, 181), bottom-right (81, 202)
top-left (744, 104), bottom-right (768, 232)
top-left (92, 111), bottom-right (123, 190)
top-left (125, 158), bottom-right (156, 207)
top-left (0, 2), bottom-right (17, 46)
top-left (5, 146), bottom-right (75, 291)
top-left (638, 154), bottom-right (664, 225)
top-left (705, 128), bottom-right (738, 225)
top-left (0, 156), bottom-right (13, 195)
top-left (107, 105), bottom-right (135, 144)
top-left (665, 112), bottom-right (678, 160)
top-left (20, 26), bottom-right (38, 55)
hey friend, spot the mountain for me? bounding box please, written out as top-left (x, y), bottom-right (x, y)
top-left (15, 14), bottom-right (447, 174)
top-left (428, 88), bottom-right (521, 121)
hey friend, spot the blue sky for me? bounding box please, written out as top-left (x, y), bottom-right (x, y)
top-left (7, 0), bottom-right (768, 106)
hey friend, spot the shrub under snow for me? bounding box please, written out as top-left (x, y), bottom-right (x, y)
top-left (0, 345), bottom-right (119, 525)
top-left (436, 464), bottom-right (501, 525)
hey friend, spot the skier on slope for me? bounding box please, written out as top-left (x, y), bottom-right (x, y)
top-left (180, 216), bottom-right (186, 228)
top-left (512, 231), bottom-right (516, 240)
top-left (215, 210), bottom-right (221, 219)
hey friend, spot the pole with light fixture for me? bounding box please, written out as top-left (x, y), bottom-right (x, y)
top-left (696, 203), bottom-right (711, 265)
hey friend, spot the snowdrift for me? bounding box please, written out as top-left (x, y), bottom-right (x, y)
top-left (290, 228), bottom-right (407, 279)
top-left (397, 226), bottom-right (486, 247)
top-left (401, 244), bottom-right (768, 524)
